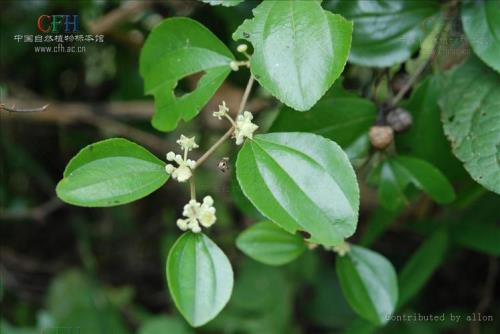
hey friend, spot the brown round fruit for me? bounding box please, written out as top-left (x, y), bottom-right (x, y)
top-left (369, 125), bottom-right (394, 149)
top-left (386, 108), bottom-right (413, 132)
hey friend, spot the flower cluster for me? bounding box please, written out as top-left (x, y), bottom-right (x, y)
top-left (176, 196), bottom-right (217, 233)
top-left (165, 135), bottom-right (198, 182)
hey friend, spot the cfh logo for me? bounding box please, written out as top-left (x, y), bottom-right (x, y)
top-left (37, 15), bottom-right (79, 33)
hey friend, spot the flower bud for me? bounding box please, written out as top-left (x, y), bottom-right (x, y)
top-left (229, 61), bottom-right (239, 71)
top-left (237, 44), bottom-right (248, 53)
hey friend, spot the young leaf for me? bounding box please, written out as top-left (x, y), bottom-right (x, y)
top-left (374, 156), bottom-right (455, 211)
top-left (391, 156), bottom-right (456, 204)
top-left (167, 232), bottom-right (233, 327)
top-left (376, 160), bottom-right (408, 212)
top-left (398, 230), bottom-right (449, 307)
top-left (56, 138), bottom-right (167, 207)
top-left (270, 97), bottom-right (377, 149)
top-left (236, 132), bottom-right (359, 247)
top-left (336, 245), bottom-right (398, 325)
top-left (326, 0), bottom-right (439, 67)
top-left (461, 0), bottom-right (500, 73)
top-left (439, 57), bottom-right (500, 194)
top-left (236, 221), bottom-right (306, 266)
top-left (140, 18), bottom-right (234, 132)
top-left (233, 0), bottom-right (352, 111)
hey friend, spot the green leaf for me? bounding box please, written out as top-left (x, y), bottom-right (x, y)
top-left (439, 57), bottom-right (500, 194)
top-left (326, 0), bottom-right (439, 67)
top-left (374, 155), bottom-right (455, 211)
top-left (270, 96), bottom-right (377, 148)
top-left (236, 221), bottom-right (306, 266)
top-left (236, 132), bottom-right (359, 247)
top-left (336, 245), bottom-right (398, 325)
top-left (452, 221), bottom-right (500, 256)
top-left (56, 138), bottom-right (167, 207)
top-left (233, 0), bottom-right (352, 111)
top-left (140, 18), bottom-right (234, 132)
top-left (375, 159), bottom-right (409, 212)
top-left (138, 316), bottom-right (193, 334)
top-left (392, 156), bottom-right (456, 204)
top-left (398, 229), bottom-right (449, 307)
top-left (396, 76), bottom-right (464, 181)
top-left (200, 0), bottom-right (244, 7)
top-left (461, 0), bottom-right (500, 73)
top-left (166, 232), bottom-right (233, 327)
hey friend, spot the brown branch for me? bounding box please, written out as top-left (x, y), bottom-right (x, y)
top-left (389, 21), bottom-right (447, 107)
top-left (0, 197), bottom-right (63, 222)
top-left (1, 99), bottom-right (174, 154)
top-left (87, 1), bottom-right (151, 35)
top-left (0, 103), bottom-right (49, 113)
top-left (79, 112), bottom-right (175, 155)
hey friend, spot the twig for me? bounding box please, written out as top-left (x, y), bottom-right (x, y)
top-left (194, 75), bottom-right (255, 169)
top-left (193, 127), bottom-right (235, 169)
top-left (79, 112), bottom-right (178, 155)
top-left (389, 22), bottom-right (447, 107)
top-left (389, 56), bottom-right (433, 107)
top-left (238, 75), bottom-right (255, 115)
top-left (87, 1), bottom-right (151, 35)
top-left (1, 99), bottom-right (175, 155)
top-left (0, 103), bottom-right (48, 113)
top-left (0, 197), bottom-right (63, 222)
top-left (189, 178), bottom-right (196, 200)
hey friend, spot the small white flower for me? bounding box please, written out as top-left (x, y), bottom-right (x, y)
top-left (165, 151), bottom-right (196, 182)
top-left (176, 196), bottom-right (217, 232)
top-left (176, 134), bottom-right (198, 152)
top-left (199, 196), bottom-right (216, 227)
top-left (333, 241), bottom-right (351, 257)
top-left (176, 218), bottom-right (188, 231)
top-left (234, 111), bottom-right (258, 145)
top-left (173, 162), bottom-right (194, 182)
top-left (213, 101), bottom-right (229, 120)
top-left (237, 44), bottom-right (248, 53)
